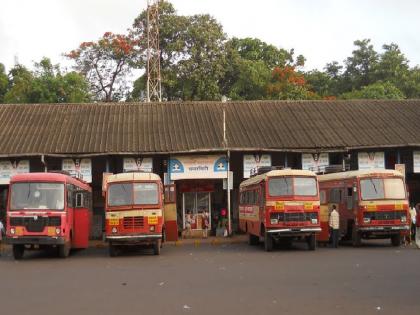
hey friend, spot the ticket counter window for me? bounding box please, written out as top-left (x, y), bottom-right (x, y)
top-left (183, 192), bottom-right (211, 230)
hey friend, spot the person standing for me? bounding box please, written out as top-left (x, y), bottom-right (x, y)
top-left (416, 204), bottom-right (420, 249)
top-left (409, 204), bottom-right (417, 241)
top-left (0, 218), bottom-right (4, 256)
top-left (329, 205), bottom-right (340, 248)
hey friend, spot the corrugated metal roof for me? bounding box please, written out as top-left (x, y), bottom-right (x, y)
top-left (1, 100), bottom-right (420, 157)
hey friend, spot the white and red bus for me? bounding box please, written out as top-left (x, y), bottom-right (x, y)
top-left (104, 172), bottom-right (164, 256)
top-left (239, 169), bottom-right (321, 251)
top-left (6, 172), bottom-right (92, 259)
top-left (318, 169), bottom-right (410, 246)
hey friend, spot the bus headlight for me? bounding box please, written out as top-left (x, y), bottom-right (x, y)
top-left (363, 217), bottom-right (371, 224)
top-left (401, 216), bottom-right (407, 223)
top-left (270, 219), bottom-right (278, 225)
top-left (10, 228), bottom-right (15, 235)
top-left (311, 218), bottom-right (318, 224)
top-left (150, 226), bottom-right (155, 232)
top-left (112, 227), bottom-right (118, 234)
top-left (55, 228), bottom-right (61, 235)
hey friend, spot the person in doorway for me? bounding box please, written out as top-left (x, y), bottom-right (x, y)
top-left (329, 205), bottom-right (340, 248)
top-left (184, 211), bottom-right (193, 239)
top-left (409, 204), bottom-right (417, 241)
top-left (0, 217), bottom-right (5, 256)
top-left (415, 204), bottom-right (420, 249)
top-left (202, 210), bottom-right (210, 238)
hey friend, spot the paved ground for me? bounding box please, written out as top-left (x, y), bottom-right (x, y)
top-left (0, 238), bottom-right (419, 315)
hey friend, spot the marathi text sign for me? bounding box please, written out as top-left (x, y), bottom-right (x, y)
top-left (0, 160), bottom-right (30, 185)
top-left (302, 153), bottom-right (329, 172)
top-left (358, 152), bottom-right (385, 170)
top-left (169, 155), bottom-right (228, 180)
top-left (414, 151), bottom-right (420, 173)
top-left (62, 158), bottom-right (92, 183)
top-left (243, 154), bottom-right (271, 178)
top-left (123, 157), bottom-right (153, 172)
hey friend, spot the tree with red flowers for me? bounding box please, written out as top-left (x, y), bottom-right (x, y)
top-left (66, 32), bottom-right (144, 102)
top-left (266, 66), bottom-right (319, 100)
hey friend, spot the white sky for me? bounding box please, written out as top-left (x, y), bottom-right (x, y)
top-left (1, 0), bottom-right (420, 73)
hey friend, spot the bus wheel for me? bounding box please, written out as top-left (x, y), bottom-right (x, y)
top-left (307, 234), bottom-right (316, 251)
top-left (58, 243), bottom-right (71, 258)
top-left (352, 228), bottom-right (362, 247)
top-left (391, 234), bottom-right (401, 247)
top-left (109, 244), bottom-right (119, 257)
top-left (13, 245), bottom-right (24, 260)
top-left (153, 239), bottom-right (162, 255)
top-left (264, 232), bottom-right (273, 252)
top-left (248, 233), bottom-right (259, 246)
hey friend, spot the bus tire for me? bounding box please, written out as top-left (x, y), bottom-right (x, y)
top-left (352, 227), bottom-right (362, 247)
top-left (307, 234), bottom-right (316, 251)
top-left (248, 233), bottom-right (259, 246)
top-left (153, 239), bottom-right (162, 255)
top-left (109, 244), bottom-right (118, 257)
top-left (391, 234), bottom-right (401, 247)
top-left (13, 245), bottom-right (24, 260)
top-left (58, 242), bottom-right (71, 258)
top-left (264, 232), bottom-right (273, 252)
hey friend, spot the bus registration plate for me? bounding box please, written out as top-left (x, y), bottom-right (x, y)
top-left (275, 202), bottom-right (284, 211)
top-left (109, 218), bottom-right (119, 226)
top-left (148, 216), bottom-right (158, 225)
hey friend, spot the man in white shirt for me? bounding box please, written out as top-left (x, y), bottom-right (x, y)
top-left (329, 205), bottom-right (340, 248)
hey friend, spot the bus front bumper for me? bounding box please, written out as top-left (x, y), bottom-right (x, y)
top-left (267, 227), bottom-right (321, 234)
top-left (358, 225), bottom-right (409, 232)
top-left (5, 236), bottom-right (66, 246)
top-left (106, 234), bottom-right (162, 244)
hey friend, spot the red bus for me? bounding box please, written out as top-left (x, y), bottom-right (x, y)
top-left (318, 169), bottom-right (410, 246)
top-left (104, 172), bottom-right (164, 256)
top-left (6, 172), bottom-right (92, 259)
top-left (239, 169), bottom-right (321, 251)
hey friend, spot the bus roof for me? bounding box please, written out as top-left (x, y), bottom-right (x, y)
top-left (318, 169), bottom-right (403, 182)
top-left (240, 169), bottom-right (316, 188)
top-left (10, 172), bottom-right (91, 191)
top-left (105, 172), bottom-right (161, 185)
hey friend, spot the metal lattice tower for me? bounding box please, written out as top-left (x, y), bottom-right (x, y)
top-left (146, 0), bottom-right (162, 102)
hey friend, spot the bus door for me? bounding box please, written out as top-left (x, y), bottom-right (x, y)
top-left (72, 191), bottom-right (90, 249)
top-left (164, 184), bottom-right (178, 241)
top-left (342, 184), bottom-right (356, 237)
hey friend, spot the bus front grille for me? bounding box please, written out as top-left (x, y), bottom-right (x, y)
top-left (123, 216), bottom-right (145, 229)
top-left (364, 211), bottom-right (405, 221)
top-left (271, 212), bottom-right (317, 222)
top-left (9, 216), bottom-right (62, 232)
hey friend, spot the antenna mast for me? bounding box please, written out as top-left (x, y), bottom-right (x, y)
top-left (146, 0), bottom-right (162, 102)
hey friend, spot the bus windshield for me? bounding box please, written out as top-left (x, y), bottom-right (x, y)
top-left (108, 182), bottom-right (158, 206)
top-left (268, 177), bottom-right (317, 197)
top-left (10, 182), bottom-right (65, 210)
top-left (360, 177), bottom-right (406, 200)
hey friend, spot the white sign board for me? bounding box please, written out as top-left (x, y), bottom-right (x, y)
top-left (62, 158), bottom-right (92, 183)
top-left (169, 155), bottom-right (228, 180)
top-left (243, 154), bottom-right (271, 178)
top-left (123, 157), bottom-right (153, 173)
top-left (0, 160), bottom-right (30, 185)
top-left (414, 151), bottom-right (420, 173)
top-left (302, 153), bottom-right (329, 172)
top-left (358, 152), bottom-right (385, 170)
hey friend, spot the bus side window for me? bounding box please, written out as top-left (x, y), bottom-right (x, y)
top-left (346, 187), bottom-right (353, 210)
top-left (67, 184), bottom-right (74, 208)
top-left (320, 190), bottom-right (327, 204)
top-left (75, 192), bottom-right (84, 208)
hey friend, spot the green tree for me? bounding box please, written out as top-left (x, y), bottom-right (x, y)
top-left (4, 58), bottom-right (91, 103)
top-left (343, 39), bottom-right (379, 91)
top-left (220, 37), bottom-right (300, 100)
top-left (132, 1), bottom-right (226, 101)
top-left (340, 81), bottom-right (404, 100)
top-left (0, 63), bottom-right (9, 103)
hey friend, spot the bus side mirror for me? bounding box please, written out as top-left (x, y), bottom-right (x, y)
top-left (75, 193), bottom-right (84, 208)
